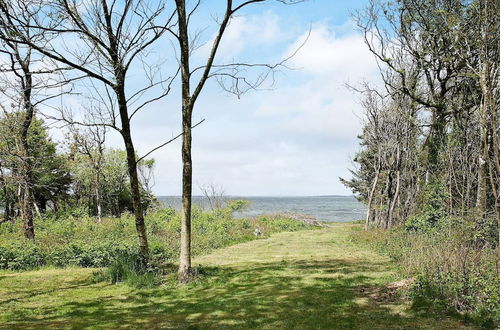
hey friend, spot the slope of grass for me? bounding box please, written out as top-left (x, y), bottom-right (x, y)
top-left (0, 223), bottom-right (476, 329)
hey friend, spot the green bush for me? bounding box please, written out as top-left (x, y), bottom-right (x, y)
top-left (0, 241), bottom-right (44, 270)
top-left (262, 215), bottom-right (309, 232)
top-left (351, 218), bottom-right (500, 327)
top-left (404, 181), bottom-right (448, 232)
top-left (0, 205), bottom-right (317, 272)
top-left (226, 199), bottom-right (250, 212)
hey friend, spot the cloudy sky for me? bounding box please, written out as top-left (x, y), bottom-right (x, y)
top-left (105, 0), bottom-right (380, 197)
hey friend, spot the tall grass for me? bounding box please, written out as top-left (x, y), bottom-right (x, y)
top-left (352, 217), bottom-right (500, 328)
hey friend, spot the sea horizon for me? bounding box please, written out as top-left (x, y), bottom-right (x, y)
top-left (157, 195), bottom-right (366, 223)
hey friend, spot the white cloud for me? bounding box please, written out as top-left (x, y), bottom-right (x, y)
top-left (46, 17), bottom-right (380, 197)
top-left (255, 24), bottom-right (379, 140)
top-left (142, 21), bottom-right (381, 196)
top-left (197, 11), bottom-right (289, 61)
top-left (287, 24), bottom-right (376, 77)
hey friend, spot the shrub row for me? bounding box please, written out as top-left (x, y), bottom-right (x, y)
top-left (0, 203), bottom-right (314, 271)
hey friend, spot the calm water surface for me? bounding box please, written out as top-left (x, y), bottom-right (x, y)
top-left (158, 196), bottom-right (366, 223)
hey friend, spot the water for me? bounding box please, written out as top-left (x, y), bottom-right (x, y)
top-left (157, 196), bottom-right (366, 223)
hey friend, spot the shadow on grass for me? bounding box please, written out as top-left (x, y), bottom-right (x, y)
top-left (0, 280), bottom-right (96, 306)
top-left (2, 259), bottom-right (468, 329)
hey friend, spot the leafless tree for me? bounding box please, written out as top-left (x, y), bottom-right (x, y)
top-left (0, 0), bottom-right (177, 263)
top-left (172, 0), bottom-right (305, 282)
top-left (69, 125), bottom-right (107, 222)
top-left (199, 183), bottom-right (227, 211)
top-left (0, 4), bottom-right (67, 239)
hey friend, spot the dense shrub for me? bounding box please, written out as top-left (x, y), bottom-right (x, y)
top-left (0, 240), bottom-right (44, 270)
top-left (404, 181), bottom-right (449, 232)
top-left (0, 203), bottom-right (316, 271)
top-left (351, 218), bottom-right (500, 328)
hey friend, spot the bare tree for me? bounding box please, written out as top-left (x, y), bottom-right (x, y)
top-left (199, 183), bottom-right (227, 211)
top-left (0, 0), bottom-right (176, 263)
top-left (69, 125), bottom-right (107, 222)
top-left (465, 0), bottom-right (500, 239)
top-left (0, 5), bottom-right (67, 238)
top-left (343, 80), bottom-right (420, 230)
top-left (172, 0), bottom-right (304, 282)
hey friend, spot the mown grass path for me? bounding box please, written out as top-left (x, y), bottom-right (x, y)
top-left (0, 223), bottom-right (474, 329)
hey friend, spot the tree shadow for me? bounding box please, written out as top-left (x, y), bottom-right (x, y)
top-left (0, 272), bottom-right (95, 306)
top-left (0, 258), bottom-right (470, 329)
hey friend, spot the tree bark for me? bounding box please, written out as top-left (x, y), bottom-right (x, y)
top-left (95, 169), bottom-right (102, 223)
top-left (19, 62), bottom-right (35, 240)
top-left (0, 165), bottom-right (12, 223)
top-left (476, 92), bottom-right (488, 217)
top-left (366, 163), bottom-right (380, 231)
top-left (388, 146), bottom-right (401, 229)
top-left (427, 110), bottom-right (446, 182)
top-left (176, 0), bottom-right (193, 282)
top-left (95, 184), bottom-right (102, 223)
top-left (117, 85), bottom-right (149, 265)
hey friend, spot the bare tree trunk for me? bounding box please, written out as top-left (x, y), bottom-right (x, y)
top-left (20, 186), bottom-right (34, 239)
top-left (0, 165), bottom-right (12, 223)
top-left (117, 86), bottom-right (149, 265)
top-left (95, 183), bottom-right (102, 223)
top-left (95, 167), bottom-right (102, 223)
top-left (388, 146), bottom-right (401, 229)
top-left (476, 60), bottom-right (490, 217)
top-left (19, 65), bottom-right (35, 240)
top-left (33, 201), bottom-right (41, 217)
top-left (366, 165), bottom-right (380, 231)
top-left (179, 105), bottom-right (193, 282)
top-left (476, 97), bottom-right (488, 217)
top-left (476, 0), bottom-right (499, 227)
top-left (176, 0), bottom-right (193, 282)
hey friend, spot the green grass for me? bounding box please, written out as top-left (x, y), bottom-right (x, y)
top-left (0, 223), bottom-right (476, 329)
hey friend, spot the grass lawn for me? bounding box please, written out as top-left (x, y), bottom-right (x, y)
top-left (0, 223), bottom-right (476, 329)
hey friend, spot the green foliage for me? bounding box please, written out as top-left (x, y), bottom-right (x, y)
top-left (69, 148), bottom-right (154, 217)
top-left (0, 204), bottom-right (317, 272)
top-left (411, 268), bottom-right (500, 328)
top-left (0, 240), bottom-right (43, 270)
top-left (28, 120), bottom-right (72, 208)
top-left (351, 221), bottom-right (500, 327)
top-left (254, 214), bottom-right (309, 233)
top-left (226, 199), bottom-right (250, 212)
top-left (92, 253), bottom-right (161, 289)
top-left (0, 113), bottom-right (72, 210)
top-left (404, 181), bottom-right (449, 232)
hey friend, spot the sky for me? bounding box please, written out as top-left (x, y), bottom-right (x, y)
top-left (80, 0), bottom-right (380, 197)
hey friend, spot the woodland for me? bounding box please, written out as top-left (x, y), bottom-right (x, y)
top-left (342, 0), bottom-right (499, 326)
top-left (0, 0), bottom-right (498, 328)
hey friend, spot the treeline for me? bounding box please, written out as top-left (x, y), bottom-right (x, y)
top-left (343, 0), bottom-right (499, 240)
top-left (0, 114), bottom-right (156, 224)
top-left (344, 0), bottom-right (499, 324)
